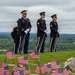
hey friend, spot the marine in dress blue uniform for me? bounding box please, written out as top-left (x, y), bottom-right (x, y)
top-left (50, 14), bottom-right (59, 52)
top-left (17, 10), bottom-right (32, 54)
top-left (36, 12), bottom-right (47, 53)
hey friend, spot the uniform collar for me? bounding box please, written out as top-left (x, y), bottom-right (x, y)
top-left (40, 18), bottom-right (45, 20)
top-left (52, 20), bottom-right (57, 23)
top-left (22, 17), bottom-right (27, 20)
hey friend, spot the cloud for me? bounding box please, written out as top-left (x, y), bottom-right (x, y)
top-left (0, 0), bottom-right (75, 34)
top-left (0, 0), bottom-right (73, 7)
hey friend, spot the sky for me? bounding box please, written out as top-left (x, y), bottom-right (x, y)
top-left (0, 0), bottom-right (75, 34)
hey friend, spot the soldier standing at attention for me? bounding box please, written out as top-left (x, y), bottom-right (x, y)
top-left (18, 10), bottom-right (32, 54)
top-left (11, 26), bottom-right (20, 54)
top-left (50, 14), bottom-right (59, 52)
top-left (36, 12), bottom-right (47, 53)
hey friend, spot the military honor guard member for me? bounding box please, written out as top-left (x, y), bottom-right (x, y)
top-left (50, 14), bottom-right (59, 52)
top-left (11, 26), bottom-right (20, 54)
top-left (17, 10), bottom-right (32, 54)
top-left (36, 12), bottom-right (47, 53)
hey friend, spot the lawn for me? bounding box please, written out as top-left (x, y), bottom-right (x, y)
top-left (0, 51), bottom-right (75, 75)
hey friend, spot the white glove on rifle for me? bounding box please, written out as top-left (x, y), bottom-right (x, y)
top-left (44, 29), bottom-right (47, 33)
top-left (27, 29), bottom-right (30, 32)
top-left (57, 29), bottom-right (60, 32)
top-left (24, 29), bottom-right (30, 34)
top-left (24, 30), bottom-right (28, 34)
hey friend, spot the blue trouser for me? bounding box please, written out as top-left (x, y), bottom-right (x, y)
top-left (37, 36), bottom-right (45, 53)
top-left (50, 37), bottom-right (57, 52)
top-left (21, 34), bottom-right (30, 54)
top-left (14, 42), bottom-right (19, 54)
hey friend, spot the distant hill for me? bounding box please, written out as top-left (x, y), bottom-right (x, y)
top-left (0, 32), bottom-right (11, 38)
top-left (0, 32), bottom-right (75, 38)
top-left (0, 32), bottom-right (75, 53)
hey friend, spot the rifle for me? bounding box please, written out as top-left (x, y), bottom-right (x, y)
top-left (14, 43), bottom-right (15, 53)
top-left (37, 34), bottom-right (45, 53)
top-left (19, 34), bottom-right (26, 54)
top-left (48, 38), bottom-right (52, 52)
top-left (52, 33), bottom-right (58, 52)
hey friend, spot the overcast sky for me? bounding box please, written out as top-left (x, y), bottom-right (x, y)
top-left (0, 0), bottom-right (75, 34)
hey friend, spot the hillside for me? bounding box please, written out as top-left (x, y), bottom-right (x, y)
top-left (0, 52), bottom-right (75, 75)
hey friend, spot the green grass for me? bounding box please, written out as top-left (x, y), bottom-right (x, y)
top-left (0, 51), bottom-right (75, 75)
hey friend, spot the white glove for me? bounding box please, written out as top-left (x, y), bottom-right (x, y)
top-left (58, 29), bottom-right (60, 32)
top-left (24, 30), bottom-right (28, 34)
top-left (27, 29), bottom-right (30, 32)
top-left (44, 29), bottom-right (47, 33)
top-left (24, 29), bottom-right (30, 34)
